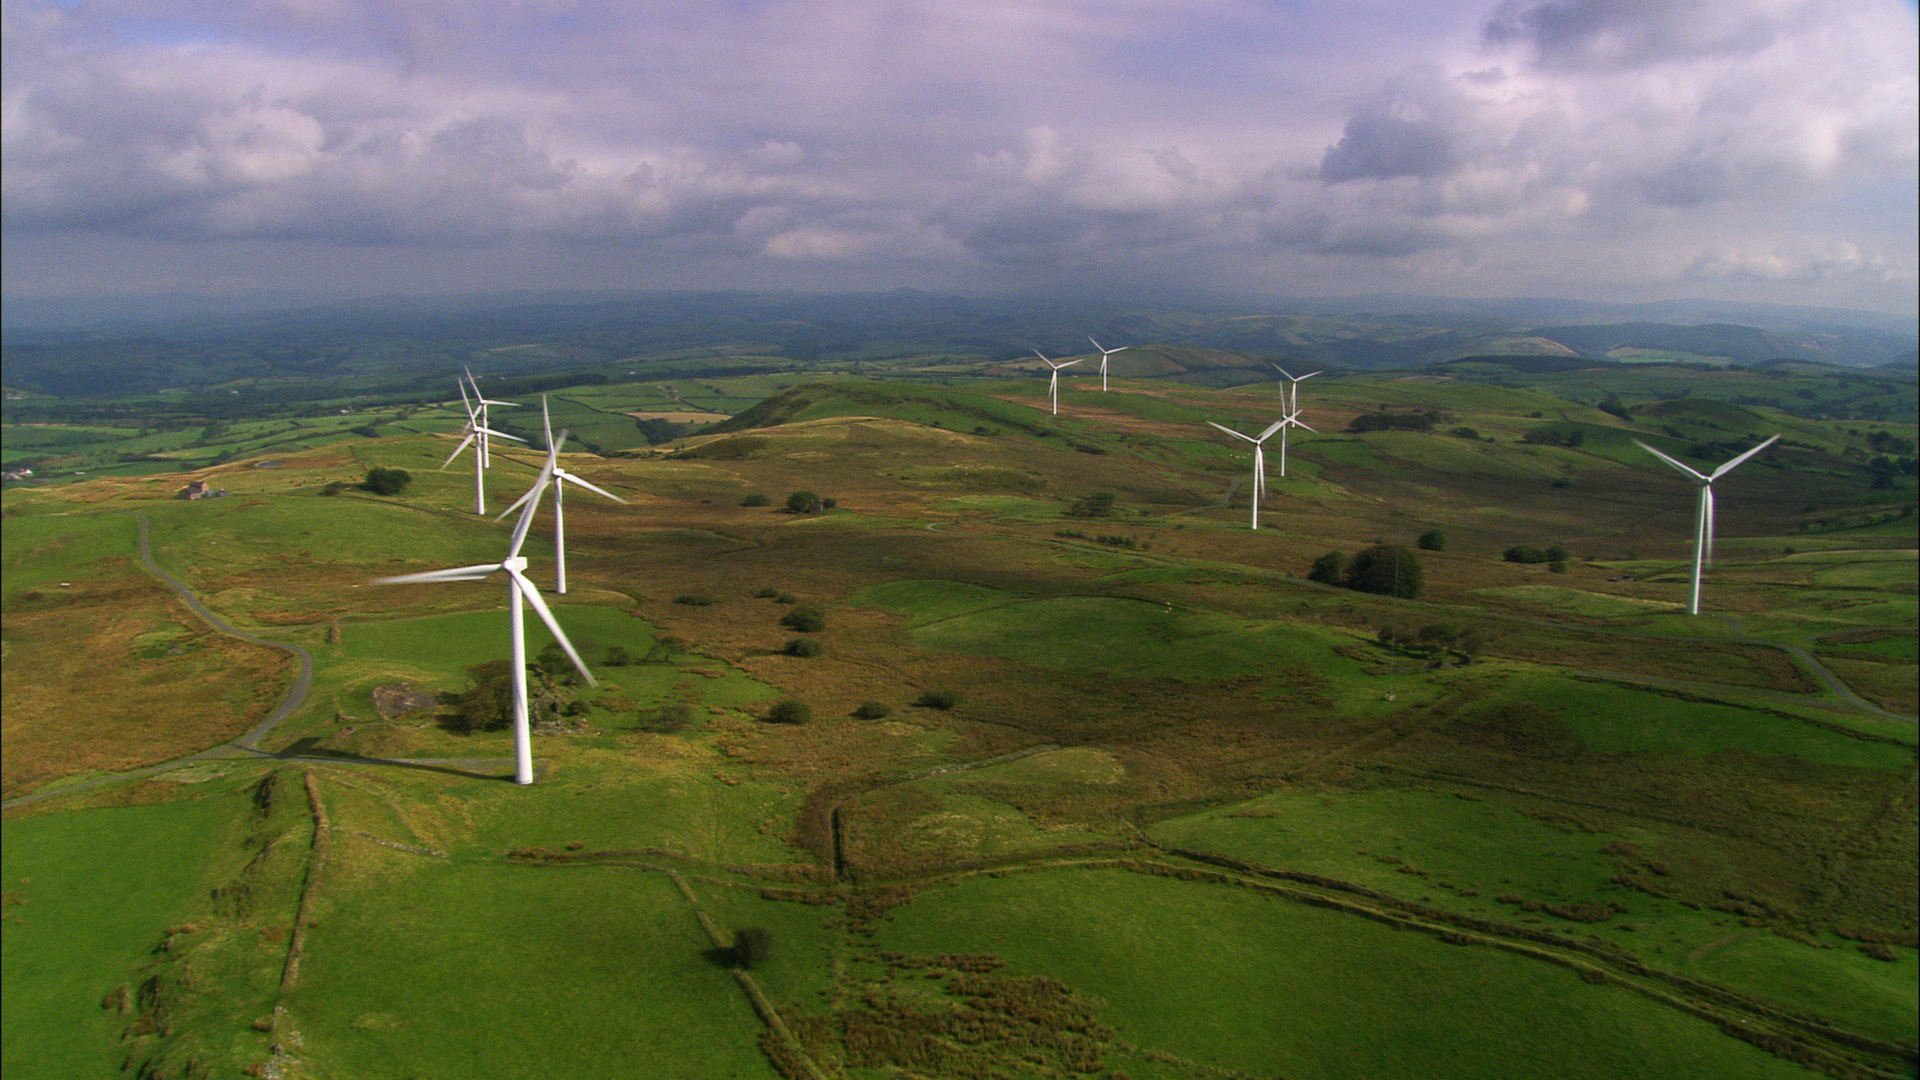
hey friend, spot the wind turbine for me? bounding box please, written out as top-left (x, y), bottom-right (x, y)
top-left (1207, 416), bottom-right (1291, 530)
top-left (1271, 365), bottom-right (1322, 478)
top-left (1088, 337), bottom-right (1129, 392)
top-left (1033, 350), bottom-right (1082, 415)
top-left (498, 400), bottom-right (628, 594)
top-left (443, 376), bottom-right (525, 514)
top-left (464, 368), bottom-right (518, 469)
top-left (374, 491), bottom-right (596, 785)
top-left (1633, 435), bottom-right (1780, 615)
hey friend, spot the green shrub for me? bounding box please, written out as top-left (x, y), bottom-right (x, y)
top-left (852, 701), bottom-right (892, 720)
top-left (741, 493), bottom-right (771, 507)
top-left (602, 645), bottom-right (632, 667)
top-left (915, 690), bottom-right (963, 710)
top-left (1344, 545), bottom-right (1424, 599)
top-left (785, 638), bottom-right (822, 657)
top-left (1503, 545), bottom-right (1550, 564)
top-left (732, 927), bottom-right (772, 968)
top-left (674, 595), bottom-right (716, 607)
top-left (780, 606), bottom-right (826, 633)
top-left (1307, 550), bottom-right (1347, 585)
top-left (766, 699), bottom-right (812, 723)
top-left (360, 466), bottom-right (412, 496)
top-left (785, 490), bottom-right (823, 514)
top-left (320, 481), bottom-right (348, 496)
top-left (753, 587), bottom-right (779, 598)
top-left (1416, 530), bottom-right (1446, 551)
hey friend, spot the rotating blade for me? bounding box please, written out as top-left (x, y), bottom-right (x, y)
top-left (507, 567), bottom-right (597, 686)
top-left (375, 562), bottom-right (504, 585)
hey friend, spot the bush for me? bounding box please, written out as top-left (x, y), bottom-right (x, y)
top-left (674, 594), bottom-right (716, 606)
top-left (360, 466), bottom-right (412, 496)
top-left (785, 490), bottom-right (823, 514)
top-left (732, 927), bottom-right (772, 968)
top-left (1449, 427), bottom-right (1480, 440)
top-left (320, 481), bottom-right (348, 496)
top-left (753, 586), bottom-right (779, 598)
top-left (1503, 545), bottom-right (1550, 564)
top-left (1548, 560), bottom-right (1569, 574)
top-left (780, 606), bottom-right (826, 633)
top-left (785, 637), bottom-right (822, 657)
top-left (915, 690), bottom-right (963, 710)
top-left (602, 645), bottom-right (632, 667)
top-left (852, 701), bottom-right (892, 720)
top-left (1066, 492), bottom-right (1117, 518)
top-left (1416, 530), bottom-right (1446, 551)
top-left (766, 699), bottom-right (812, 723)
top-left (740, 493), bottom-right (771, 507)
top-left (1307, 550), bottom-right (1347, 585)
top-left (1344, 545), bottom-right (1424, 599)
top-left (774, 593), bottom-right (797, 604)
top-left (637, 704), bottom-right (697, 733)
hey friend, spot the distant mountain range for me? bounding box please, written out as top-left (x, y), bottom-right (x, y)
top-left (2, 290), bottom-right (1912, 396)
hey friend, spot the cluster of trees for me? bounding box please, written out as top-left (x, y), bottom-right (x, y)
top-left (1503, 544), bottom-right (1569, 565)
top-left (784, 490), bottom-right (837, 514)
top-left (1306, 545), bottom-right (1424, 599)
top-left (1376, 622), bottom-right (1486, 664)
top-left (1346, 410), bottom-right (1446, 434)
top-left (1066, 492), bottom-right (1118, 518)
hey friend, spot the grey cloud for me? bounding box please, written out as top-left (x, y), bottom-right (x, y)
top-left (1318, 104), bottom-right (1458, 182)
top-left (1483, 0), bottom-right (1783, 71)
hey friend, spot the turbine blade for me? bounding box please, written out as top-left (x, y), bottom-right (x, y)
top-left (1031, 349), bottom-right (1051, 363)
top-left (1632, 440), bottom-right (1710, 482)
top-left (1256, 417), bottom-right (1289, 442)
top-left (1291, 418), bottom-right (1318, 433)
top-left (509, 569), bottom-right (597, 686)
top-left (542, 396), bottom-right (555, 450)
top-left (441, 433), bottom-right (477, 469)
top-left (375, 563), bottom-right (503, 585)
top-left (476, 426), bottom-right (527, 442)
top-left (505, 458), bottom-right (557, 551)
top-left (1273, 364), bottom-right (1294, 380)
top-left (1088, 336), bottom-right (1105, 352)
top-left (496, 481), bottom-right (545, 521)
top-left (1702, 487), bottom-right (1716, 565)
top-left (477, 398), bottom-right (516, 407)
top-left (560, 473), bottom-right (627, 503)
top-left (1296, 371), bottom-right (1322, 381)
top-left (1206, 421), bottom-right (1258, 444)
top-left (1707, 434), bottom-right (1781, 480)
top-left (1057, 358), bottom-right (1082, 369)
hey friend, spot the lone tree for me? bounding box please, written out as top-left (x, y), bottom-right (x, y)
top-left (785, 490), bottom-right (824, 514)
top-left (1416, 530), bottom-right (1446, 551)
top-left (732, 927), bottom-right (772, 969)
top-left (766, 699), bottom-right (812, 723)
top-left (1344, 545), bottom-right (1425, 599)
top-left (1307, 550), bottom-right (1348, 585)
top-left (361, 466), bottom-right (412, 496)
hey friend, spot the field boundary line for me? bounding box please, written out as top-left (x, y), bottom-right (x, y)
top-left (278, 771), bottom-right (330, 995)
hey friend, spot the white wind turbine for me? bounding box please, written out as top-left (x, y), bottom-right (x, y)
top-left (1033, 350), bottom-right (1082, 415)
top-left (1087, 337), bottom-right (1129, 392)
top-left (442, 376), bottom-right (525, 514)
top-left (375, 488), bottom-right (595, 786)
top-left (498, 400), bottom-right (628, 594)
top-left (464, 369), bottom-right (518, 469)
top-left (1207, 416), bottom-right (1291, 530)
top-left (1633, 435), bottom-right (1780, 615)
top-left (1271, 364), bottom-right (1322, 478)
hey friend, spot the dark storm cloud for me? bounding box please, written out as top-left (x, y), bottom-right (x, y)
top-left (1, 0), bottom-right (1912, 309)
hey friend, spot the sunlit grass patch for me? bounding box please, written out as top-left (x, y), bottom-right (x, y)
top-left (1472, 585), bottom-right (1683, 618)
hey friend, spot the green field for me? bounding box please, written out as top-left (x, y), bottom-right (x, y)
top-left (868, 869), bottom-right (1821, 1080)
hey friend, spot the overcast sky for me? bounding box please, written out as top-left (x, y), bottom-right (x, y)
top-left (4, 0), bottom-right (1915, 314)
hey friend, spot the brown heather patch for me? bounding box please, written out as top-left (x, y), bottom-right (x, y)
top-left (1, 579), bottom-right (291, 799)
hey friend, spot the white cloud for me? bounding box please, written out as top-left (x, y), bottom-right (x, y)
top-left (0, 0), bottom-right (1912, 310)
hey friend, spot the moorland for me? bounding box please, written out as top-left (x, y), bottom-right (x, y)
top-left (3, 295), bottom-right (1916, 1080)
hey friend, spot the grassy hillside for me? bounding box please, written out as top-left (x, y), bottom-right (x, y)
top-left (3, 366), bottom-right (1913, 1080)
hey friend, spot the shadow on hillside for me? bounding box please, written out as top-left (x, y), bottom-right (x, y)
top-left (268, 738), bottom-right (515, 781)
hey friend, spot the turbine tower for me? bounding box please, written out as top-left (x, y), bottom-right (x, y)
top-left (443, 376), bottom-right (525, 514)
top-left (1033, 350), bottom-right (1082, 415)
top-left (1270, 364), bottom-right (1322, 477)
top-left (1633, 435), bottom-right (1780, 615)
top-left (1207, 416), bottom-right (1291, 530)
top-left (374, 493), bottom-right (596, 785)
top-left (1087, 337), bottom-right (1129, 392)
top-left (499, 400), bottom-right (628, 594)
